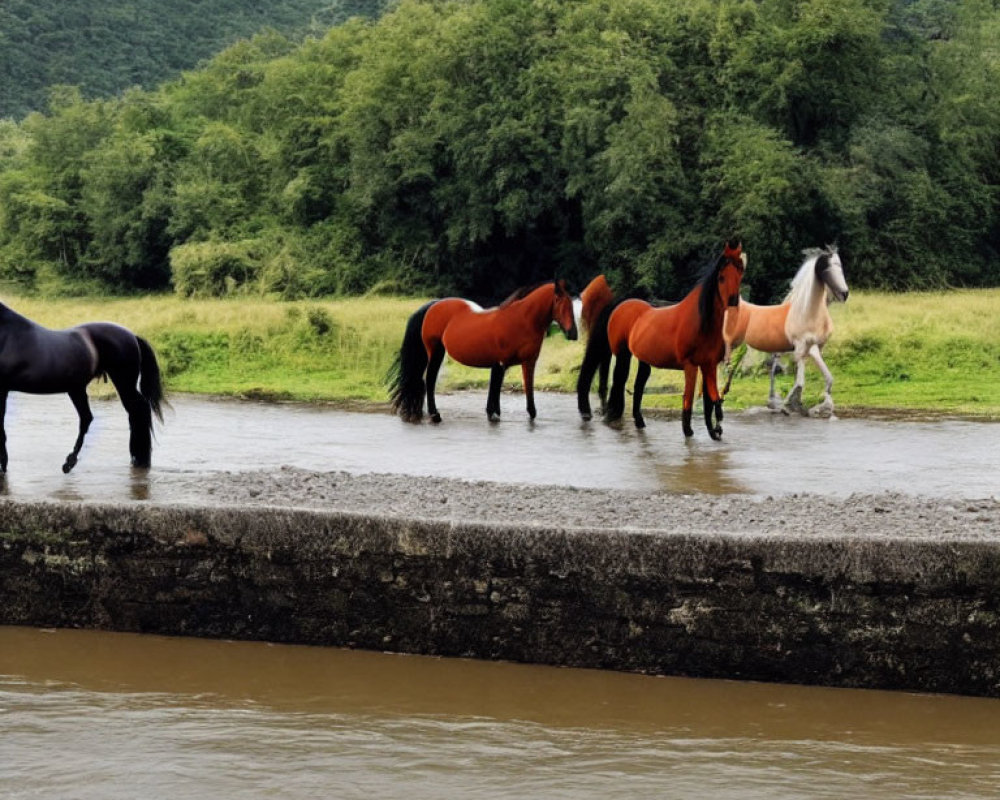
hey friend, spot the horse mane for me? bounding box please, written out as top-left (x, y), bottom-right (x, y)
top-left (498, 280), bottom-right (554, 309)
top-left (695, 256), bottom-right (725, 335)
top-left (785, 244), bottom-right (838, 312)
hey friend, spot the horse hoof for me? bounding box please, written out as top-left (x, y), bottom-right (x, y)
top-left (62, 462), bottom-right (75, 474)
top-left (710, 426), bottom-right (723, 441)
top-left (487, 412), bottom-right (500, 423)
top-left (580, 412), bottom-right (592, 422)
top-left (634, 417), bottom-right (646, 429)
top-left (430, 413), bottom-right (442, 424)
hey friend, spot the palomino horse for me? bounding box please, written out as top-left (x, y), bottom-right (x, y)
top-left (388, 279), bottom-right (578, 423)
top-left (0, 302), bottom-right (165, 472)
top-left (604, 242), bottom-right (745, 439)
top-left (723, 246), bottom-right (848, 416)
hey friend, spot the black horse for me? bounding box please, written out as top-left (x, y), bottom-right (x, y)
top-left (0, 302), bottom-right (165, 473)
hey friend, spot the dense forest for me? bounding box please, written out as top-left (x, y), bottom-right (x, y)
top-left (0, 0), bottom-right (998, 303)
top-left (0, 0), bottom-right (390, 119)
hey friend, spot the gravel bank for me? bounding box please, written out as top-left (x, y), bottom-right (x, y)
top-left (174, 466), bottom-right (1000, 542)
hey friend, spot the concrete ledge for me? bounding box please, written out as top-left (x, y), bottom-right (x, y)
top-left (1, 500), bottom-right (998, 697)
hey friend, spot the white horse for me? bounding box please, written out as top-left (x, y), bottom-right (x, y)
top-left (723, 246), bottom-right (849, 416)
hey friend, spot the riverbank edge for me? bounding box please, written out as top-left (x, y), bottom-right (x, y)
top-left (2, 499), bottom-right (998, 698)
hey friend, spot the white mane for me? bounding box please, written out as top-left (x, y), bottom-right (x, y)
top-left (785, 245), bottom-right (838, 314)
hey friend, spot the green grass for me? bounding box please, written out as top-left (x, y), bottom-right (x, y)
top-left (7, 289), bottom-right (1000, 417)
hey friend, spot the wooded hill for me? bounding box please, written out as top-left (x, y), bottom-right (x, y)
top-left (0, 0), bottom-right (997, 303)
top-left (0, 0), bottom-right (389, 119)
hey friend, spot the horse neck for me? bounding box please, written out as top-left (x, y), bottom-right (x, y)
top-left (691, 280), bottom-right (725, 338)
top-left (0, 303), bottom-right (32, 331)
top-left (514, 284), bottom-right (557, 331)
top-left (787, 268), bottom-right (828, 331)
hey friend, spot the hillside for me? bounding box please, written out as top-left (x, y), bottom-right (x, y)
top-left (0, 0), bottom-right (389, 120)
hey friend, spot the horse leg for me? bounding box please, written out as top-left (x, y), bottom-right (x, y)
top-left (681, 364), bottom-right (697, 437)
top-left (783, 349), bottom-right (808, 416)
top-left (107, 372), bottom-right (154, 467)
top-left (0, 391), bottom-right (7, 473)
top-left (807, 344), bottom-right (835, 418)
top-left (702, 365), bottom-right (723, 440)
top-left (521, 361), bottom-right (537, 420)
top-left (486, 364), bottom-right (506, 421)
top-left (597, 355), bottom-right (610, 415)
top-left (767, 355), bottom-right (784, 411)
top-left (62, 387), bottom-right (94, 473)
top-left (605, 350), bottom-right (631, 422)
top-left (576, 344), bottom-right (599, 420)
top-left (632, 361), bottom-right (651, 429)
top-left (425, 344), bottom-right (446, 423)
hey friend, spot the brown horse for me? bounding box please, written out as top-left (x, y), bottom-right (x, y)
top-left (387, 280), bottom-right (578, 423)
top-left (605, 242), bottom-right (746, 439)
top-left (723, 246), bottom-right (848, 416)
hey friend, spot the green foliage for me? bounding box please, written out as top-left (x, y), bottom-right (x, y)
top-left (0, 0), bottom-right (390, 120)
top-left (1, 0), bottom-right (999, 299)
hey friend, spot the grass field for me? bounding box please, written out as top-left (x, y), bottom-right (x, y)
top-left (5, 289), bottom-right (999, 418)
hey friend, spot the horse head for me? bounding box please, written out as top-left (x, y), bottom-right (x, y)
top-left (553, 279), bottom-right (578, 340)
top-left (815, 246), bottom-right (849, 303)
top-left (718, 240), bottom-right (746, 309)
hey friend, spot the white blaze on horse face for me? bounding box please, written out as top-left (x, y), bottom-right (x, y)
top-left (572, 297), bottom-right (583, 330)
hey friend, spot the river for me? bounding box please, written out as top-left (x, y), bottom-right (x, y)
top-left (2, 627), bottom-right (999, 799)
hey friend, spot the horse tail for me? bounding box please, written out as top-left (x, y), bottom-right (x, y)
top-left (136, 336), bottom-right (165, 424)
top-left (387, 301), bottom-right (433, 422)
top-left (576, 298), bottom-right (617, 417)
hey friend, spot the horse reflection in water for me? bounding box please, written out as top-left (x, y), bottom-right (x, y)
top-left (0, 302), bottom-right (165, 473)
top-left (589, 241), bottom-right (745, 440)
top-left (723, 246), bottom-right (848, 416)
top-left (388, 279), bottom-right (578, 423)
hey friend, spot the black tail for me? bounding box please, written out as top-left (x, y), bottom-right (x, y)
top-left (136, 336), bottom-right (165, 425)
top-left (576, 300), bottom-right (616, 418)
top-left (386, 301), bottom-right (433, 422)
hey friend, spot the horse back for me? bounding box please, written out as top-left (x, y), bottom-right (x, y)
top-left (423, 298), bottom-right (498, 367)
top-left (75, 322), bottom-right (141, 375)
top-left (741, 301), bottom-right (794, 353)
top-left (0, 323), bottom-right (98, 393)
top-left (607, 298), bottom-right (652, 356)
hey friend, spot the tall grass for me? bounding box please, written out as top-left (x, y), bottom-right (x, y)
top-left (4, 289), bottom-right (999, 416)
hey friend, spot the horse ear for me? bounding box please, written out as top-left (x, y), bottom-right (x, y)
top-left (724, 239), bottom-right (742, 258)
top-left (554, 278), bottom-right (567, 296)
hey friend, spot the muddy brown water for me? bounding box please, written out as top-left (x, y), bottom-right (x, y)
top-left (2, 393), bottom-right (999, 797)
top-left (2, 626), bottom-right (999, 800)
top-left (0, 391), bottom-right (996, 502)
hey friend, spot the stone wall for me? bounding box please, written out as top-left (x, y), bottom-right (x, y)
top-left (1, 500), bottom-right (998, 697)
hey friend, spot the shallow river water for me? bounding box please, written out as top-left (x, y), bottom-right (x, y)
top-left (0, 391), bottom-right (996, 503)
top-left (2, 627), bottom-right (999, 800)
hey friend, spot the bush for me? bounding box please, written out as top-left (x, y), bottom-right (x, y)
top-left (169, 239), bottom-right (263, 297)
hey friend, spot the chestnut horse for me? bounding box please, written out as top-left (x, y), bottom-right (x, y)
top-left (388, 280), bottom-right (578, 423)
top-left (575, 276), bottom-right (659, 420)
top-left (0, 301), bottom-right (165, 473)
top-left (723, 246), bottom-right (848, 416)
top-left (604, 242), bottom-right (745, 439)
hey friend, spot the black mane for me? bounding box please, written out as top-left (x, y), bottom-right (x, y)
top-left (696, 256), bottom-right (724, 335)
